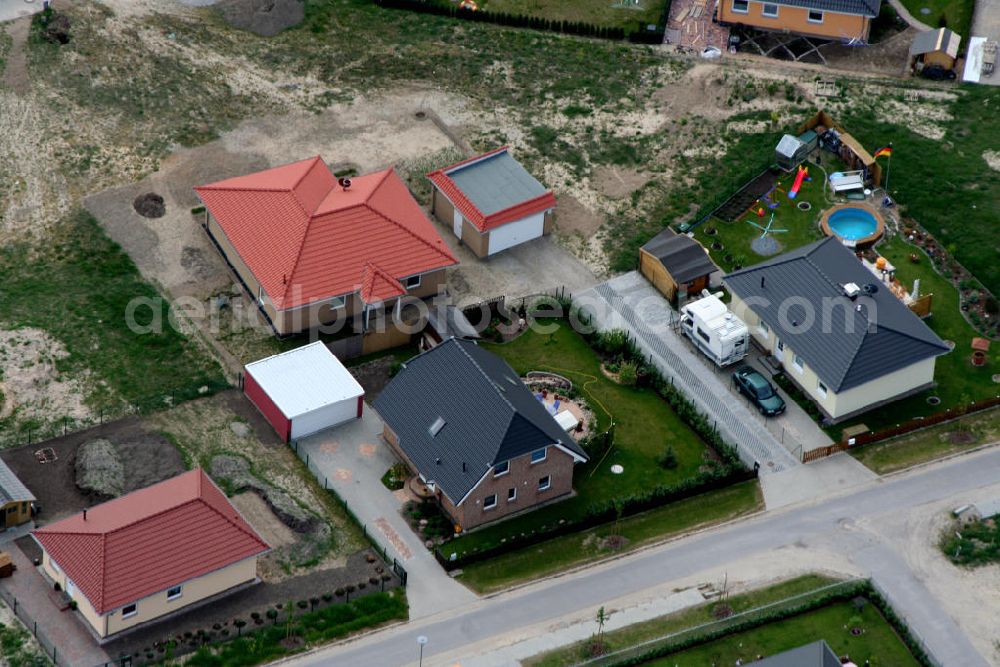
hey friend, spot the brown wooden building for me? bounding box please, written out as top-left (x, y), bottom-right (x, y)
top-left (372, 338), bottom-right (588, 532)
top-left (0, 458), bottom-right (34, 531)
top-left (639, 229), bottom-right (718, 302)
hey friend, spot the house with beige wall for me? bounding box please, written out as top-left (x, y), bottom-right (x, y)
top-left (716, 0), bottom-right (880, 43)
top-left (32, 469), bottom-right (269, 641)
top-left (373, 338), bottom-right (588, 531)
top-left (724, 238), bottom-right (950, 423)
top-left (427, 147), bottom-right (556, 258)
top-left (195, 156), bottom-right (457, 351)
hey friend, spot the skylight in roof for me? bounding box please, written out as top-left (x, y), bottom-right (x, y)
top-left (429, 417), bottom-right (446, 437)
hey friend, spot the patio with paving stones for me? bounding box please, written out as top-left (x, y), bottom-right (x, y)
top-left (664, 0), bottom-right (729, 50)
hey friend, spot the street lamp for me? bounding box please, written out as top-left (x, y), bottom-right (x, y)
top-left (417, 635), bottom-right (429, 667)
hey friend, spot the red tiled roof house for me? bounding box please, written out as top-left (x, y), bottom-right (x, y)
top-left (427, 147), bottom-right (556, 258)
top-left (195, 157), bottom-right (458, 345)
top-left (32, 470), bottom-right (269, 641)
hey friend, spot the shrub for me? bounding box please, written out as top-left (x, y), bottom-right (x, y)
top-left (657, 446), bottom-right (678, 469)
top-left (597, 329), bottom-right (629, 357)
top-left (297, 600), bottom-right (309, 610)
top-left (618, 360), bottom-right (638, 386)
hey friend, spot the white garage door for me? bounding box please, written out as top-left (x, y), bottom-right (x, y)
top-left (290, 399), bottom-right (358, 440)
top-left (487, 212), bottom-right (545, 255)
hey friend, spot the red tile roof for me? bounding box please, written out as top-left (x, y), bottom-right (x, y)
top-left (426, 147), bottom-right (557, 232)
top-left (32, 470), bottom-right (269, 616)
top-left (195, 157), bottom-right (457, 310)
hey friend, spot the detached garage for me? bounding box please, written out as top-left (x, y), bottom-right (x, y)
top-left (427, 147), bottom-right (556, 258)
top-left (243, 341), bottom-right (364, 442)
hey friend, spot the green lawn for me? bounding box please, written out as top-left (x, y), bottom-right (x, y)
top-left (851, 406), bottom-right (1000, 474)
top-left (897, 0), bottom-right (974, 41)
top-left (833, 234), bottom-right (1000, 435)
top-left (458, 481), bottom-right (762, 593)
top-left (481, 0), bottom-right (667, 30)
top-left (443, 319), bottom-right (721, 559)
top-left (527, 575), bottom-right (837, 667)
top-left (643, 601), bottom-right (920, 666)
top-left (692, 164), bottom-right (835, 273)
top-left (0, 211), bottom-right (226, 430)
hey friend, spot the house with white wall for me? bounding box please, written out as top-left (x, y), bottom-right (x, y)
top-left (724, 237), bottom-right (950, 423)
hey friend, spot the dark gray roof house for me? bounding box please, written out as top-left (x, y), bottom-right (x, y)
top-left (0, 457), bottom-right (35, 506)
top-left (641, 229), bottom-right (719, 286)
top-left (725, 237), bottom-right (949, 393)
top-left (749, 640), bottom-right (842, 667)
top-left (372, 338), bottom-right (587, 506)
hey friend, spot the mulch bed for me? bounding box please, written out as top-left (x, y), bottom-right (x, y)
top-left (713, 169), bottom-right (780, 222)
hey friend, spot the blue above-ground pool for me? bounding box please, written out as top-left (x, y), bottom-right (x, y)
top-left (823, 206), bottom-right (883, 244)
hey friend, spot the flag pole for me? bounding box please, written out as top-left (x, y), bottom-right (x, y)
top-left (883, 143), bottom-right (893, 196)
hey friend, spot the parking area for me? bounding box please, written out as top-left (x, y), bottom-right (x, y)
top-left (296, 409), bottom-right (476, 620)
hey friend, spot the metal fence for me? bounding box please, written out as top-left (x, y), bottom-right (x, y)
top-left (289, 441), bottom-right (408, 588)
top-left (0, 582), bottom-right (62, 664)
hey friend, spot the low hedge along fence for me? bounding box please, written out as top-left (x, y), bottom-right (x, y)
top-left (600, 580), bottom-right (935, 667)
top-left (435, 323), bottom-right (753, 570)
top-left (372, 0), bottom-right (665, 43)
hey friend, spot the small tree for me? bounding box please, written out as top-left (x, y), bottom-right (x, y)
top-left (658, 446), bottom-right (678, 469)
top-left (590, 606), bottom-right (608, 656)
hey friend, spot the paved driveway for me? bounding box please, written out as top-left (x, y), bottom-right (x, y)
top-left (968, 0), bottom-right (1000, 85)
top-left (296, 409), bottom-right (475, 620)
top-left (0, 0), bottom-right (41, 23)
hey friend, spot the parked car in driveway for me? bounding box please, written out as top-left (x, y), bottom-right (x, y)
top-left (733, 366), bottom-right (786, 416)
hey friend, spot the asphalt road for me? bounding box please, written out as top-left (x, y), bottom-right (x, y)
top-left (281, 447), bottom-right (1000, 667)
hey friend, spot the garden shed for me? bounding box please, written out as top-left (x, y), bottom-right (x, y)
top-left (775, 134), bottom-right (812, 171)
top-left (910, 28), bottom-right (961, 71)
top-left (639, 229), bottom-right (718, 302)
top-left (243, 341), bottom-right (364, 442)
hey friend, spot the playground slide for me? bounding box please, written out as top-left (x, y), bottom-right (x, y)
top-left (788, 166), bottom-right (808, 199)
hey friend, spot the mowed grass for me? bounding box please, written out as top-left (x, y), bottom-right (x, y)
top-left (851, 406), bottom-right (1000, 474)
top-left (898, 0), bottom-right (974, 42)
top-left (526, 574), bottom-right (837, 667)
top-left (833, 234), bottom-right (1000, 436)
top-left (482, 0), bottom-right (667, 30)
top-left (458, 481), bottom-right (762, 593)
top-left (444, 318), bottom-right (727, 563)
top-left (0, 211), bottom-right (225, 422)
top-left (643, 600), bottom-right (920, 666)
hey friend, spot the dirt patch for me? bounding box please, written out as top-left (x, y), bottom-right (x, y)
top-left (349, 357), bottom-right (404, 402)
top-left (217, 0), bottom-right (304, 37)
top-left (0, 328), bottom-right (91, 427)
top-left (592, 165), bottom-right (650, 199)
top-left (0, 416), bottom-right (184, 524)
top-left (231, 490), bottom-right (297, 548)
top-left (133, 192), bottom-right (166, 218)
top-left (947, 430), bottom-right (977, 445)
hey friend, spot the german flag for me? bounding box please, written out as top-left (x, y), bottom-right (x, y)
top-left (873, 145), bottom-right (893, 159)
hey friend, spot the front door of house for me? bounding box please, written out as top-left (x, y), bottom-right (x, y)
top-left (775, 339), bottom-right (785, 361)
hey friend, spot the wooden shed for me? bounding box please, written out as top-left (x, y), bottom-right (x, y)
top-left (639, 229), bottom-right (718, 302)
top-left (910, 28), bottom-right (961, 71)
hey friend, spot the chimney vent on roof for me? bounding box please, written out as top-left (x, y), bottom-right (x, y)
top-left (760, 276), bottom-right (765, 289)
top-left (462, 462), bottom-right (466, 473)
top-left (435, 457), bottom-right (441, 465)
top-left (83, 509), bottom-right (87, 521)
top-left (338, 177), bottom-right (352, 191)
top-left (843, 282), bottom-right (861, 299)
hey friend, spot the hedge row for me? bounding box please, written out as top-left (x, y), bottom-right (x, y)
top-left (603, 580), bottom-right (935, 667)
top-left (435, 322), bottom-right (753, 570)
top-left (372, 0), bottom-right (665, 43)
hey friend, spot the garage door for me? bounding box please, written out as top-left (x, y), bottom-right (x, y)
top-left (487, 212), bottom-right (545, 255)
top-left (290, 399), bottom-right (360, 440)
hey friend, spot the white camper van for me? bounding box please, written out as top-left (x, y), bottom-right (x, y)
top-left (679, 292), bottom-right (749, 367)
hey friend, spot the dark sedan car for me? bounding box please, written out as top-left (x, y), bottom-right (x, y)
top-left (733, 366), bottom-right (786, 416)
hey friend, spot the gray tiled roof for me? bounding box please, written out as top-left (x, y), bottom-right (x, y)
top-left (447, 150), bottom-right (548, 216)
top-left (0, 457), bottom-right (35, 504)
top-left (372, 338), bottom-right (587, 504)
top-left (749, 640), bottom-right (841, 667)
top-left (910, 28), bottom-right (961, 57)
top-left (642, 229), bottom-right (718, 284)
top-left (724, 237), bottom-right (949, 393)
top-left (767, 0), bottom-right (881, 18)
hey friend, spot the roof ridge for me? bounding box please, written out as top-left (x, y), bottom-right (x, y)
top-left (452, 340), bottom-right (517, 414)
top-left (427, 146), bottom-right (509, 178)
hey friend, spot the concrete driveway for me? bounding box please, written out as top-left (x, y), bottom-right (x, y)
top-left (969, 0), bottom-right (1000, 86)
top-left (0, 0), bottom-right (41, 23)
top-left (295, 409), bottom-right (475, 620)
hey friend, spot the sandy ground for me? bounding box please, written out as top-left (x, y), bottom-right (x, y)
top-left (0, 328), bottom-right (91, 425)
top-left (231, 490), bottom-right (297, 549)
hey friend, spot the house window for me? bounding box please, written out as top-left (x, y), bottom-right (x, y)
top-left (808, 9), bottom-right (824, 22)
top-left (508, 487), bottom-right (517, 502)
top-left (762, 3), bottom-right (779, 17)
top-left (6, 507), bottom-right (15, 514)
top-left (817, 380), bottom-right (828, 397)
top-left (329, 296), bottom-right (345, 310)
top-left (20, 502), bottom-right (27, 513)
top-left (122, 603), bottom-right (138, 619)
top-left (429, 416), bottom-right (446, 437)
top-left (757, 320), bottom-right (769, 338)
top-left (405, 275), bottom-right (421, 289)
top-left (167, 585), bottom-right (183, 601)
top-left (530, 447), bottom-right (547, 464)
top-left (494, 461), bottom-right (509, 477)
top-left (793, 354), bottom-right (804, 373)
top-left (697, 327), bottom-right (711, 344)
top-left (483, 494), bottom-right (497, 510)
top-left (732, 0), bottom-right (749, 12)
top-left (538, 476), bottom-right (551, 491)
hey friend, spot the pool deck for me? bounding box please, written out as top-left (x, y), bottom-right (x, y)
top-left (820, 202), bottom-right (885, 248)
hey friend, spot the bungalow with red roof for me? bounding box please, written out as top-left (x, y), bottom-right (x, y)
top-left (195, 157), bottom-right (458, 346)
top-left (32, 469), bottom-right (269, 641)
top-left (427, 147), bottom-right (556, 258)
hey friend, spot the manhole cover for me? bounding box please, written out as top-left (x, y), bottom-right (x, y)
top-left (927, 396), bottom-right (941, 405)
top-left (944, 340), bottom-right (956, 349)
top-left (610, 464), bottom-right (624, 474)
